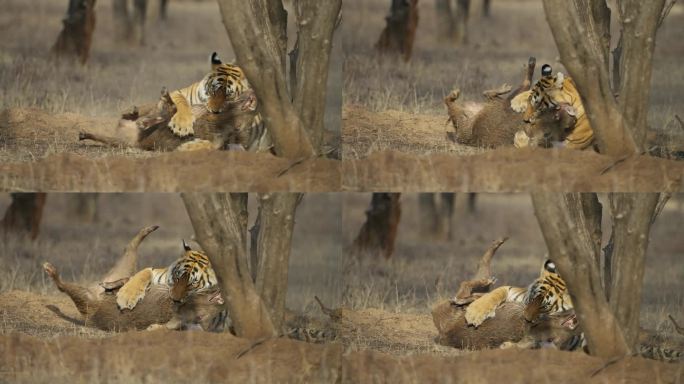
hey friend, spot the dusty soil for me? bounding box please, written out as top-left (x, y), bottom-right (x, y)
top-left (1, 290), bottom-right (681, 384)
top-left (342, 119), bottom-right (683, 191)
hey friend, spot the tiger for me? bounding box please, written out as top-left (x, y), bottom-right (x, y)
top-left (501, 311), bottom-right (683, 363)
top-left (116, 240), bottom-right (218, 310)
top-left (510, 64), bottom-right (594, 150)
top-left (462, 259), bottom-right (572, 328)
top-left (168, 52), bottom-right (272, 152)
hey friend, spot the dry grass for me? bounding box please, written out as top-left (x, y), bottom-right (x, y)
top-left (343, 0), bottom-right (684, 158)
top-left (341, 193), bottom-right (684, 355)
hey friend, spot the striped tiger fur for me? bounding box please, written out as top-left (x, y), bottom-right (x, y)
top-left (464, 260), bottom-right (573, 327)
top-left (116, 240), bottom-right (218, 310)
top-left (510, 64), bottom-right (594, 150)
top-left (168, 52), bottom-right (272, 152)
top-left (507, 312), bottom-right (683, 363)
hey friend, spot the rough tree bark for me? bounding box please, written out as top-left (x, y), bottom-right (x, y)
top-left (1, 193), bottom-right (47, 241)
top-left (181, 193), bottom-right (276, 339)
top-left (454, 0), bottom-right (470, 45)
top-left (352, 193), bottom-right (402, 259)
top-left (531, 193), bottom-right (630, 358)
top-left (160, 0), bottom-right (169, 21)
top-left (376, 0), bottom-right (419, 61)
top-left (252, 193), bottom-right (302, 331)
top-left (51, 0), bottom-right (97, 64)
top-left (542, 0), bottom-right (669, 155)
top-left (435, 0), bottom-right (456, 43)
top-left (217, 0), bottom-right (341, 158)
top-left (605, 193), bottom-right (660, 347)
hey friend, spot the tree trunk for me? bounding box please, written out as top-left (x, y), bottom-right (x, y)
top-left (253, 193), bottom-right (302, 331)
top-left (181, 193), bottom-right (276, 339)
top-left (454, 0), bottom-right (469, 45)
top-left (113, 0), bottom-right (147, 45)
top-left (418, 193), bottom-right (455, 240)
top-left (418, 193), bottom-right (439, 237)
top-left (52, 0), bottom-right (97, 65)
top-left (605, 193), bottom-right (659, 348)
top-left (376, 0), bottom-right (419, 61)
top-left (482, 0), bottom-right (491, 18)
top-left (68, 193), bottom-right (99, 223)
top-left (352, 193), bottom-right (402, 259)
top-left (160, 0), bottom-right (169, 21)
top-left (531, 192), bottom-right (630, 358)
top-left (112, 0), bottom-right (130, 42)
top-left (290, 1), bottom-right (342, 151)
top-left (131, 0), bottom-right (147, 46)
top-left (435, 0), bottom-right (455, 43)
top-left (542, 0), bottom-right (667, 155)
top-left (217, 0), bottom-right (341, 158)
top-left (1, 193), bottom-right (47, 241)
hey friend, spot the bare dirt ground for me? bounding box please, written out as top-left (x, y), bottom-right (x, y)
top-left (0, 0), bottom-right (341, 191)
top-left (336, 193), bottom-right (684, 381)
top-left (342, 0), bottom-right (684, 191)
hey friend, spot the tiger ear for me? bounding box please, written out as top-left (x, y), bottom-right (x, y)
top-left (210, 52), bottom-right (222, 70)
top-left (543, 259), bottom-right (557, 273)
top-left (182, 239), bottom-right (192, 252)
top-left (510, 91), bottom-right (531, 113)
top-left (554, 72), bottom-right (565, 88)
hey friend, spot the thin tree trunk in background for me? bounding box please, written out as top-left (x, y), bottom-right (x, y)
top-left (435, 0), bottom-right (455, 42)
top-left (52, 0), bottom-right (97, 64)
top-left (131, 0), bottom-right (148, 46)
top-left (112, 0), bottom-right (130, 42)
top-left (160, 0), bottom-right (169, 21)
top-left (531, 192), bottom-right (630, 358)
top-left (352, 193), bottom-right (402, 259)
top-left (418, 193), bottom-right (439, 237)
top-left (182, 193), bottom-right (276, 339)
top-left (68, 193), bottom-right (99, 223)
top-left (482, 0), bottom-right (491, 17)
top-left (376, 0), bottom-right (419, 61)
top-left (606, 193), bottom-right (659, 348)
top-left (454, 0), bottom-right (470, 45)
top-left (253, 193), bottom-right (302, 331)
top-left (1, 193), bottom-right (47, 241)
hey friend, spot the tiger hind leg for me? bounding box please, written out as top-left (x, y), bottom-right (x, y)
top-left (464, 286), bottom-right (512, 327)
top-left (116, 267), bottom-right (154, 310)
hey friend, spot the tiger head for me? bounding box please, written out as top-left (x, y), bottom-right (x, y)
top-left (168, 240), bottom-right (218, 303)
top-left (203, 52), bottom-right (250, 113)
top-left (523, 260), bottom-right (572, 322)
top-left (511, 64), bottom-right (564, 123)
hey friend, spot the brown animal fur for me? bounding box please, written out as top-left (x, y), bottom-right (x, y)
top-left (42, 225), bottom-right (225, 332)
top-left (79, 88), bottom-right (264, 152)
top-left (44, 262), bottom-right (224, 331)
top-left (445, 57), bottom-right (577, 148)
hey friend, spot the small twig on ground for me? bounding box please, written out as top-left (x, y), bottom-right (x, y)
top-left (591, 354), bottom-right (636, 377)
top-left (235, 337), bottom-right (271, 359)
top-left (668, 314), bottom-right (684, 335)
top-left (276, 147), bottom-right (336, 177)
top-left (315, 295), bottom-right (343, 321)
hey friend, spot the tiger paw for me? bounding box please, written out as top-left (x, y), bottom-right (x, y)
top-left (169, 112), bottom-right (195, 137)
top-left (116, 281), bottom-right (147, 310)
top-left (464, 299), bottom-right (497, 327)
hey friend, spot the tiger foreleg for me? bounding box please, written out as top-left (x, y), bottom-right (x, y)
top-left (116, 267), bottom-right (154, 310)
top-left (169, 91), bottom-right (195, 137)
top-left (464, 286), bottom-right (512, 327)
